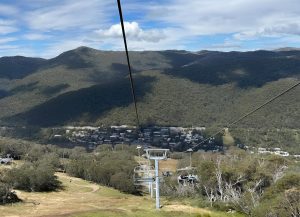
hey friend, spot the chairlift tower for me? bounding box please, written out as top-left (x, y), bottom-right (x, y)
top-left (186, 148), bottom-right (193, 168)
top-left (133, 146), bottom-right (154, 197)
top-left (136, 145), bottom-right (142, 165)
top-left (145, 149), bottom-right (169, 209)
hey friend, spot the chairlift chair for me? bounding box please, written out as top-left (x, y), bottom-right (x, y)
top-left (133, 164), bottom-right (155, 186)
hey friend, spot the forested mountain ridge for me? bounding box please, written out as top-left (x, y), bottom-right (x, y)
top-left (0, 46), bottom-right (299, 130)
top-left (0, 56), bottom-right (46, 79)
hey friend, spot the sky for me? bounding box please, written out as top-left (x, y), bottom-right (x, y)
top-left (1, 0), bottom-right (300, 58)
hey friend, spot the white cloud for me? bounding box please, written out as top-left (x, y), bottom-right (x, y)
top-left (2, 0), bottom-right (300, 57)
top-left (0, 45), bottom-right (18, 50)
top-left (0, 3), bottom-right (18, 15)
top-left (234, 23), bottom-right (300, 40)
top-left (0, 37), bottom-right (17, 44)
top-left (23, 33), bottom-right (51, 40)
top-left (265, 24), bottom-right (300, 36)
top-left (0, 19), bottom-right (18, 34)
top-left (35, 25), bottom-right (180, 58)
top-left (0, 26), bottom-right (18, 34)
top-left (144, 0), bottom-right (300, 38)
top-left (25, 0), bottom-right (114, 31)
top-left (95, 22), bottom-right (166, 42)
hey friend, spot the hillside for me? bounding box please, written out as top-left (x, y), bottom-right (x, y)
top-left (0, 56), bottom-right (46, 79)
top-left (0, 47), bottom-right (298, 130)
top-left (0, 172), bottom-right (241, 217)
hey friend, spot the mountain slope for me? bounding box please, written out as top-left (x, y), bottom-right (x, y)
top-left (0, 56), bottom-right (46, 79)
top-left (0, 47), bottom-right (299, 130)
top-left (163, 50), bottom-right (300, 87)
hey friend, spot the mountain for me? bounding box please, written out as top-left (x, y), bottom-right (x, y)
top-left (274, 47), bottom-right (300, 52)
top-left (0, 56), bottom-right (46, 79)
top-left (0, 47), bottom-right (299, 130)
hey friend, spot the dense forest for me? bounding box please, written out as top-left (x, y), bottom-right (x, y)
top-left (0, 47), bottom-right (299, 129)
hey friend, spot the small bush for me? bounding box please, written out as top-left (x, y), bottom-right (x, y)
top-left (0, 182), bottom-right (21, 205)
top-left (0, 171), bottom-right (21, 205)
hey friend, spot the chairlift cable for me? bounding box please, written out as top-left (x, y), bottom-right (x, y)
top-left (193, 80), bottom-right (300, 150)
top-left (116, 0), bottom-right (299, 147)
top-left (117, 0), bottom-right (141, 129)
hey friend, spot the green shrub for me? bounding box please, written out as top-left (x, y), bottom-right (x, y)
top-left (7, 160), bottom-right (61, 192)
top-left (66, 148), bottom-right (140, 194)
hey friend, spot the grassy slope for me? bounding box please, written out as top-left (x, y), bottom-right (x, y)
top-left (0, 172), bottom-right (243, 217)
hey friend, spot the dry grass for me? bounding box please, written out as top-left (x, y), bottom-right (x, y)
top-left (159, 159), bottom-right (178, 173)
top-left (0, 173), bottom-right (135, 217)
top-left (0, 172), bottom-right (243, 217)
top-left (134, 156), bottom-right (178, 173)
top-left (0, 160), bottom-right (23, 171)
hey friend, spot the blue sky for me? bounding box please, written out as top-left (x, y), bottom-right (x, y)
top-left (1, 0), bottom-right (300, 58)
